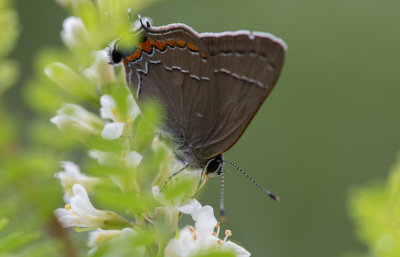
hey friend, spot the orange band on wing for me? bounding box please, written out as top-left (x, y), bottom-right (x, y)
top-left (176, 40), bottom-right (186, 48)
top-left (124, 39), bottom-right (206, 63)
top-left (127, 50), bottom-right (141, 62)
top-left (138, 38), bottom-right (153, 54)
top-left (187, 42), bottom-right (199, 52)
top-left (166, 40), bottom-right (175, 47)
top-left (152, 40), bottom-right (166, 51)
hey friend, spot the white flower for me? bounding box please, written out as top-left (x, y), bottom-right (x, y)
top-left (51, 103), bottom-right (104, 135)
top-left (55, 161), bottom-right (101, 202)
top-left (101, 122), bottom-right (125, 140)
top-left (61, 16), bottom-right (90, 49)
top-left (89, 149), bottom-right (142, 167)
top-left (88, 228), bottom-right (137, 248)
top-left (88, 228), bottom-right (145, 255)
top-left (54, 184), bottom-right (125, 229)
top-left (88, 228), bottom-right (122, 248)
top-left (165, 199), bottom-right (251, 257)
top-left (82, 50), bottom-right (116, 87)
top-left (100, 94), bottom-right (140, 140)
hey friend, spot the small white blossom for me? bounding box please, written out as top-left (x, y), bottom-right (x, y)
top-left (89, 149), bottom-right (142, 167)
top-left (54, 184), bottom-right (125, 229)
top-left (165, 199), bottom-right (250, 257)
top-left (51, 103), bottom-right (104, 135)
top-left (61, 16), bottom-right (90, 49)
top-left (88, 228), bottom-right (145, 255)
top-left (88, 228), bottom-right (137, 248)
top-left (82, 50), bottom-right (116, 87)
top-left (55, 161), bottom-right (100, 202)
top-left (100, 94), bottom-right (140, 140)
top-left (88, 228), bottom-right (122, 248)
top-left (101, 122), bottom-right (125, 140)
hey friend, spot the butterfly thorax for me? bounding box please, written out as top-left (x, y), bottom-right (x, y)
top-left (170, 130), bottom-right (222, 174)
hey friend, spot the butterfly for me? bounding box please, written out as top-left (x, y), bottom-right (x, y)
top-left (109, 18), bottom-right (286, 196)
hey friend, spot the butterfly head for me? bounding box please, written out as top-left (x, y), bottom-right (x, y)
top-left (205, 154), bottom-right (224, 176)
top-left (108, 45), bottom-right (123, 64)
top-left (107, 34), bottom-right (148, 65)
top-left (107, 15), bottom-right (152, 65)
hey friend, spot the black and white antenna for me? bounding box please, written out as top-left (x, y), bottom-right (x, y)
top-left (219, 159), bottom-right (279, 220)
top-left (224, 159), bottom-right (279, 202)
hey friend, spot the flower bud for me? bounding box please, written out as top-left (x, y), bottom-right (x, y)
top-left (61, 16), bottom-right (90, 50)
top-left (45, 62), bottom-right (97, 100)
top-left (51, 103), bottom-right (104, 136)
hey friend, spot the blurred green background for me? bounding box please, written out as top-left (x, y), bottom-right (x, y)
top-left (9, 0), bottom-right (400, 256)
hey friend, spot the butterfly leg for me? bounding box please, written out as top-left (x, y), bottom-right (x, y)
top-left (160, 163), bottom-right (189, 191)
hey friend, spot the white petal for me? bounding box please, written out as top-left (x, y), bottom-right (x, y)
top-left (100, 95), bottom-right (117, 121)
top-left (125, 151), bottom-right (142, 167)
top-left (55, 161), bottom-right (101, 202)
top-left (61, 17), bottom-right (89, 49)
top-left (179, 227), bottom-right (198, 253)
top-left (152, 186), bottom-right (161, 199)
top-left (50, 115), bottom-right (61, 126)
top-left (89, 150), bottom-right (120, 166)
top-left (195, 206), bottom-right (217, 241)
top-left (54, 207), bottom-right (72, 219)
top-left (51, 103), bottom-right (103, 134)
top-left (165, 227), bottom-right (196, 257)
top-left (222, 241), bottom-right (251, 257)
top-left (177, 199), bottom-right (202, 218)
top-left (82, 50), bottom-right (115, 86)
top-left (60, 161), bottom-right (81, 176)
top-left (164, 239), bottom-right (184, 257)
top-left (101, 122), bottom-right (125, 140)
top-left (54, 208), bottom-right (81, 227)
top-left (70, 184), bottom-right (107, 225)
top-left (126, 95), bottom-right (140, 120)
top-left (120, 227), bottom-right (137, 237)
top-left (57, 214), bottom-right (82, 227)
top-left (55, 184), bottom-right (117, 229)
top-left (82, 66), bottom-right (98, 85)
top-left (88, 228), bottom-right (121, 247)
top-left (72, 184), bottom-right (92, 203)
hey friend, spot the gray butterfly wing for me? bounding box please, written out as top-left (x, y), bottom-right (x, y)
top-left (195, 31), bottom-right (286, 160)
top-left (122, 24), bottom-right (222, 165)
top-left (121, 23), bottom-right (286, 166)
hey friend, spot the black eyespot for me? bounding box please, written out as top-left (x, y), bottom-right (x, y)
top-left (205, 155), bottom-right (223, 175)
top-left (111, 48), bottom-right (123, 64)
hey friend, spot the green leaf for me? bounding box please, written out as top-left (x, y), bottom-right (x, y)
top-left (0, 231), bottom-right (39, 253)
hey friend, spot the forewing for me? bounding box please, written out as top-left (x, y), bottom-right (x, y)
top-left (122, 24), bottom-right (221, 162)
top-left (196, 31), bottom-right (286, 159)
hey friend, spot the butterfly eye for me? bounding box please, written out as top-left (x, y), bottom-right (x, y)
top-left (205, 155), bottom-right (223, 175)
top-left (110, 48), bottom-right (123, 64)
